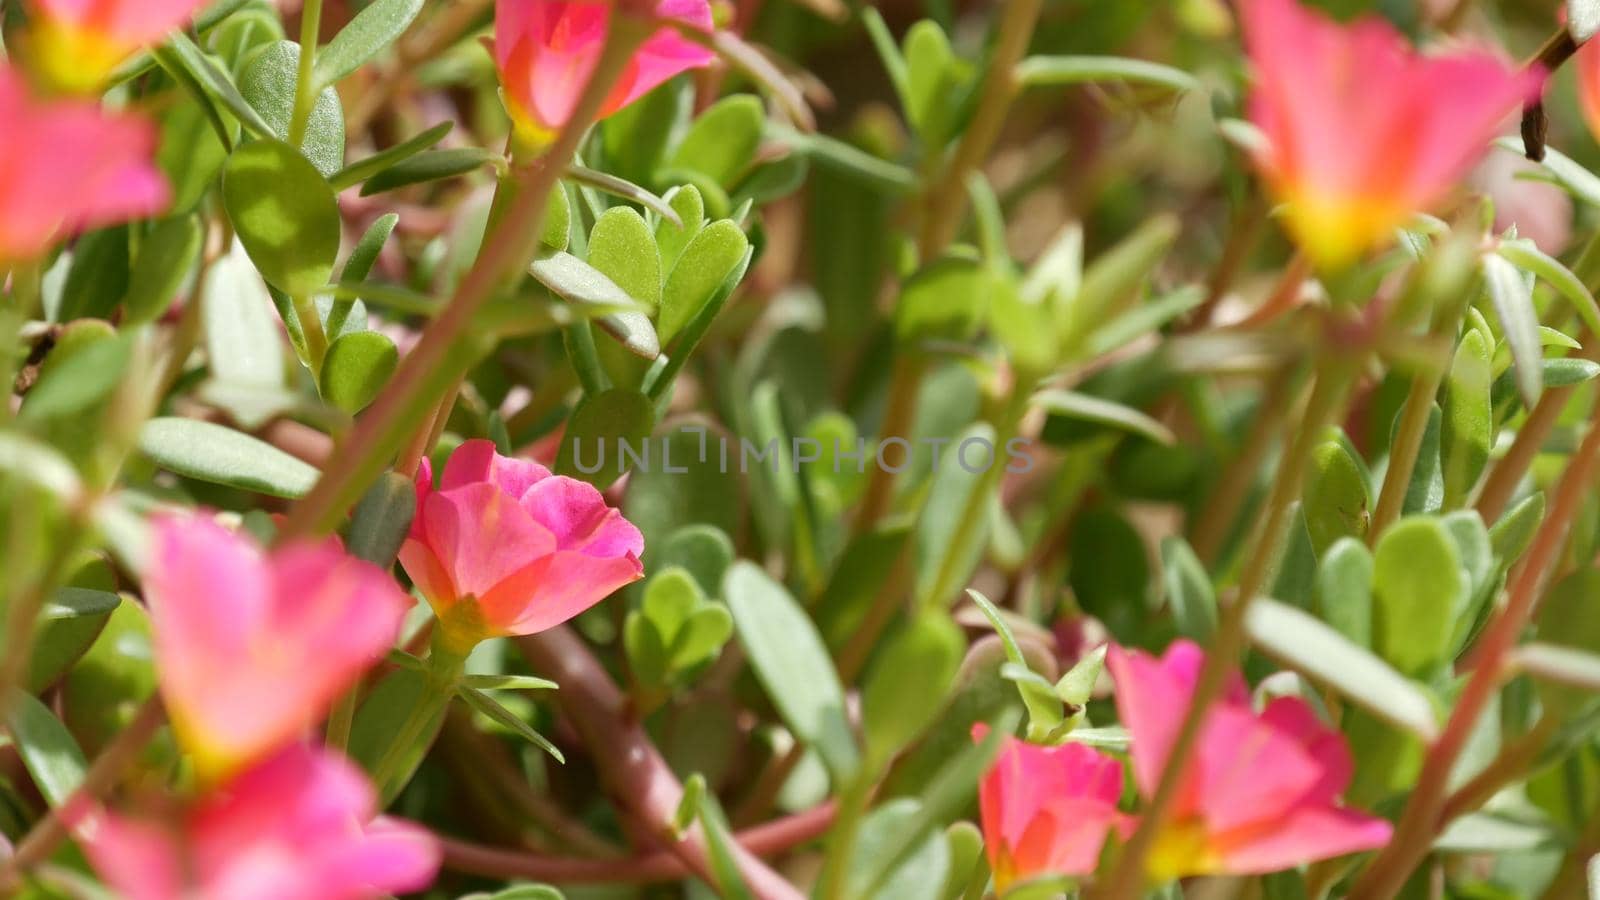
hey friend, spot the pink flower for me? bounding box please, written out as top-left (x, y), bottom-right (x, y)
top-left (24, 0), bottom-right (210, 92)
top-left (399, 439), bottom-right (645, 649)
top-left (79, 744), bottom-right (440, 900)
top-left (0, 64), bottom-right (168, 265)
top-left (976, 725), bottom-right (1128, 891)
top-left (1577, 32), bottom-right (1600, 144)
top-left (145, 516), bottom-right (411, 781)
top-left (494, 0), bottom-right (716, 148)
top-left (1240, 0), bottom-right (1539, 269)
top-left (1108, 641), bottom-right (1392, 881)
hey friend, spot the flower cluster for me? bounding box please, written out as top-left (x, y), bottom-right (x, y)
top-left (979, 641), bottom-right (1393, 890)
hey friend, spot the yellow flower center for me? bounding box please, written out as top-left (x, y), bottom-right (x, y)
top-left (26, 19), bottom-right (131, 95)
top-left (1146, 819), bottom-right (1222, 884)
top-left (1279, 187), bottom-right (1408, 274)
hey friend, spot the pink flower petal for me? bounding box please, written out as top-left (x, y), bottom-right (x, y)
top-left (1212, 804), bottom-right (1393, 874)
top-left (478, 548), bottom-right (643, 635)
top-left (521, 474), bottom-right (645, 555)
top-left (419, 483), bottom-right (558, 599)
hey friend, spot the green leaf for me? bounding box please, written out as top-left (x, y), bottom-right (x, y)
top-left (688, 781), bottom-right (756, 900)
top-left (602, 79), bottom-right (690, 185)
top-left (1516, 642), bottom-right (1600, 692)
top-left (1017, 55), bottom-right (1201, 94)
top-left (330, 121), bottom-right (452, 191)
top-left (359, 147), bottom-right (495, 196)
top-left (158, 33), bottom-right (275, 139)
top-left (1490, 492), bottom-right (1545, 564)
top-left (654, 525), bottom-right (736, 599)
top-left (1372, 516), bottom-right (1467, 677)
top-left (345, 472), bottom-right (415, 566)
top-left (1543, 356), bottom-right (1600, 387)
top-left (0, 432), bottom-right (83, 502)
top-left (1032, 389), bottom-right (1175, 446)
top-left (124, 216), bottom-right (202, 325)
top-left (913, 424), bottom-right (998, 608)
top-left (528, 252), bottom-right (659, 359)
top-left (554, 388), bottom-right (656, 489)
top-left (656, 184), bottom-right (706, 272)
top-left (1064, 215), bottom-right (1179, 350)
top-left (1245, 598), bottom-right (1439, 741)
top-left (238, 41), bottom-right (346, 177)
top-left (19, 330), bottom-right (130, 423)
top-left (1497, 137), bottom-right (1600, 207)
top-left (1497, 239), bottom-right (1600, 339)
top-left (667, 95), bottom-right (764, 188)
top-left (863, 611), bottom-right (966, 763)
top-left (6, 690), bottom-right (88, 806)
top-left (724, 561), bottom-right (859, 780)
top-left (223, 139), bottom-right (342, 297)
top-left (460, 674), bottom-right (559, 692)
top-left (31, 586), bottom-right (120, 693)
top-left (1160, 536), bottom-right (1216, 641)
top-left (202, 243), bottom-right (285, 389)
top-left (896, 256), bottom-right (990, 344)
top-left (587, 207), bottom-right (663, 310)
top-left (770, 126), bottom-right (918, 195)
top-left (457, 686), bottom-right (564, 763)
top-left (565, 164), bottom-right (682, 226)
top-left (845, 799), bottom-right (953, 900)
top-left (312, 0), bottom-right (423, 89)
top-left (138, 417), bottom-right (319, 497)
top-left (325, 212), bottom-right (399, 337)
top-left (1442, 328), bottom-right (1493, 507)
top-left (1303, 436), bottom-right (1371, 555)
top-left (1315, 537), bottom-right (1374, 648)
top-left (319, 331), bottom-right (398, 413)
top-left (903, 20), bottom-right (972, 146)
top-left (57, 226), bottom-right (130, 321)
top-left (1483, 252), bottom-right (1543, 408)
top-left (966, 590), bottom-right (1065, 742)
top-left (658, 220), bottom-right (749, 344)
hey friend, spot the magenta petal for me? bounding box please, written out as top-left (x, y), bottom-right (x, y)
top-left (421, 483), bottom-right (558, 599)
top-left (1196, 704), bottom-right (1325, 834)
top-left (521, 475), bottom-right (644, 554)
top-left (337, 817), bottom-right (444, 895)
top-left (1213, 805), bottom-right (1393, 874)
top-left (77, 812), bottom-right (185, 900)
top-left (438, 438), bottom-right (551, 498)
top-left (1260, 695), bottom-right (1355, 803)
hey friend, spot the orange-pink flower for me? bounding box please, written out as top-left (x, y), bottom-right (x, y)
top-left (0, 64), bottom-right (168, 266)
top-left (1240, 0), bottom-right (1539, 269)
top-left (1577, 32), bottom-right (1600, 143)
top-left (145, 515), bottom-right (411, 781)
top-left (399, 440), bottom-right (645, 649)
top-left (975, 725), bottom-right (1128, 892)
top-left (1108, 641), bottom-right (1392, 881)
top-left (24, 0), bottom-right (210, 92)
top-left (494, 0), bottom-right (716, 148)
top-left (78, 744), bottom-right (440, 900)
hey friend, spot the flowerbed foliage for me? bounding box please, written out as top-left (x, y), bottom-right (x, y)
top-left (3, 0), bottom-right (1600, 898)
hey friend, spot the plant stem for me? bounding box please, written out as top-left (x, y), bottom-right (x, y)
top-left (1097, 354), bottom-right (1359, 900)
top-left (1348, 398), bottom-right (1600, 899)
top-left (1189, 362), bottom-right (1304, 564)
top-left (288, 0), bottom-right (323, 149)
top-left (292, 291), bottom-right (330, 378)
top-left (370, 636), bottom-right (467, 802)
top-left (277, 17), bottom-right (651, 542)
top-left (0, 696), bottom-right (166, 890)
top-left (517, 626), bottom-right (805, 900)
top-left (439, 802), bottom-right (837, 884)
top-left (1438, 712), bottom-right (1557, 823)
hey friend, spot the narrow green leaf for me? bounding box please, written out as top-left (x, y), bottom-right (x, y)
top-left (725, 561), bottom-right (859, 779)
top-left (124, 216), bottom-right (202, 325)
top-left (345, 472), bottom-right (415, 566)
top-left (360, 148), bottom-right (495, 196)
top-left (312, 0), bottom-right (423, 89)
top-left (1245, 598), bottom-right (1439, 741)
top-left (1032, 389), bottom-right (1175, 446)
top-left (138, 418), bottom-right (319, 497)
top-left (320, 331), bottom-right (399, 413)
top-left (1498, 240), bottom-right (1600, 339)
top-left (160, 33), bottom-right (275, 139)
top-left (1483, 252), bottom-right (1544, 408)
top-left (330, 122), bottom-right (452, 191)
top-left (1017, 55), bottom-right (1201, 94)
top-left (1160, 536), bottom-right (1216, 641)
top-left (565, 165), bottom-right (681, 226)
top-left (457, 685), bottom-right (564, 763)
top-left (6, 691), bottom-right (88, 806)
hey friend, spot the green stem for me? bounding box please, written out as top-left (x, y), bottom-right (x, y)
top-left (292, 291), bottom-right (330, 378)
top-left (288, 0), bottom-right (323, 149)
top-left (370, 636), bottom-right (468, 802)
